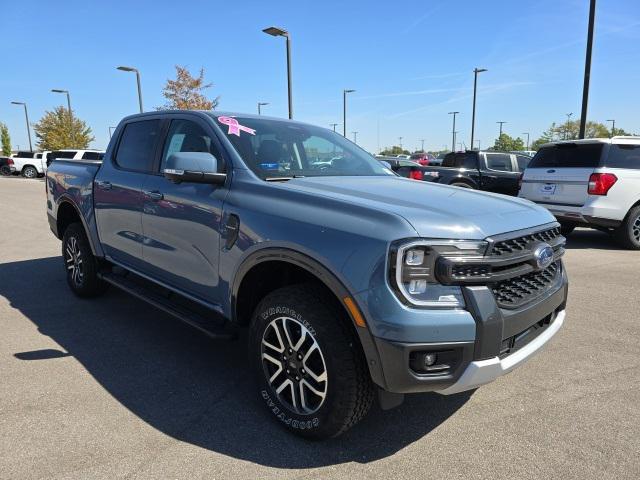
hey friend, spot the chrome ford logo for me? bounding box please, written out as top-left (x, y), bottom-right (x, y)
top-left (533, 243), bottom-right (554, 270)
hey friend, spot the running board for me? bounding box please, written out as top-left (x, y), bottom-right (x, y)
top-left (99, 271), bottom-right (236, 340)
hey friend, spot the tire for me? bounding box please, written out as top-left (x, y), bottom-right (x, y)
top-left (450, 182), bottom-right (474, 189)
top-left (22, 166), bottom-right (38, 179)
top-left (62, 223), bottom-right (109, 297)
top-left (614, 205), bottom-right (640, 250)
top-left (0, 165), bottom-right (11, 176)
top-left (560, 223), bottom-right (576, 236)
top-left (249, 284), bottom-right (374, 439)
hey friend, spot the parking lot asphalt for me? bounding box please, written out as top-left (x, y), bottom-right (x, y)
top-left (1, 176), bottom-right (639, 480)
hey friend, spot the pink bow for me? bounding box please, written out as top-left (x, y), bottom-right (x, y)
top-left (217, 116), bottom-right (256, 136)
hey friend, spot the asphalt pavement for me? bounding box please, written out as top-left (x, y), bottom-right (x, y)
top-left (1, 176), bottom-right (639, 479)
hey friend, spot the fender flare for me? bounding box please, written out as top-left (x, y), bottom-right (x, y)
top-left (55, 196), bottom-right (100, 256)
top-left (231, 247), bottom-right (386, 388)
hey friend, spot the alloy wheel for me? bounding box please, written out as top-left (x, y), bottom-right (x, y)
top-left (65, 236), bottom-right (84, 287)
top-left (261, 316), bottom-right (328, 415)
top-left (633, 215), bottom-right (640, 242)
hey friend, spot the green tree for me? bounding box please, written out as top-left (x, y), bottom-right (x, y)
top-left (379, 145), bottom-right (410, 156)
top-left (33, 106), bottom-right (94, 150)
top-left (1, 123), bottom-right (11, 156)
top-left (490, 133), bottom-right (525, 152)
top-left (160, 65), bottom-right (219, 110)
top-left (530, 119), bottom-right (633, 150)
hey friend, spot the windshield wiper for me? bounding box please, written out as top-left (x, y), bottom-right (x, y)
top-left (265, 175), bottom-right (306, 181)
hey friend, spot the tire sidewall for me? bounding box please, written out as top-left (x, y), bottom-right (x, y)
top-left (621, 207), bottom-right (640, 249)
top-left (249, 299), bottom-right (349, 438)
top-left (23, 166), bottom-right (37, 178)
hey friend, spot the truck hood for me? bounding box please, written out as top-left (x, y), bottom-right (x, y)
top-left (282, 176), bottom-right (555, 239)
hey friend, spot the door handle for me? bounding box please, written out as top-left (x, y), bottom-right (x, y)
top-left (144, 190), bottom-right (164, 201)
top-left (96, 180), bottom-right (112, 190)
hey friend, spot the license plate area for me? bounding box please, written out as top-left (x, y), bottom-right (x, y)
top-left (539, 183), bottom-right (556, 195)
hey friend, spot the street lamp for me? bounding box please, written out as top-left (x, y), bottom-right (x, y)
top-left (579, 0), bottom-right (596, 139)
top-left (606, 119), bottom-right (615, 137)
top-left (51, 89), bottom-right (74, 147)
top-left (420, 139), bottom-right (425, 152)
top-left (448, 112), bottom-right (459, 152)
top-left (565, 113), bottom-right (573, 140)
top-left (330, 123), bottom-right (339, 132)
top-left (470, 67), bottom-right (487, 150)
top-left (497, 121), bottom-right (506, 137)
top-left (257, 102), bottom-right (269, 115)
top-left (263, 26), bottom-right (293, 119)
top-left (522, 132), bottom-right (530, 150)
top-left (343, 89), bottom-right (355, 136)
top-left (116, 66), bottom-right (144, 113)
top-left (398, 136), bottom-right (403, 149)
top-left (352, 131), bottom-right (358, 144)
top-left (10, 101), bottom-right (33, 152)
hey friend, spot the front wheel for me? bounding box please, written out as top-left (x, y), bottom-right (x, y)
top-left (249, 284), bottom-right (373, 439)
top-left (62, 223), bottom-right (108, 297)
top-left (615, 206), bottom-right (640, 250)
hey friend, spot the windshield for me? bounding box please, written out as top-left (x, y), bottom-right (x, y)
top-left (208, 114), bottom-right (391, 179)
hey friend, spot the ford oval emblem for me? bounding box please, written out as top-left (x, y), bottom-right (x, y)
top-left (547, 169), bottom-right (556, 173)
top-left (533, 243), bottom-right (554, 270)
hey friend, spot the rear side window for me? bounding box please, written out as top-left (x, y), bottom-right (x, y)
top-left (115, 120), bottom-right (161, 172)
top-left (51, 151), bottom-right (77, 159)
top-left (15, 151), bottom-right (36, 158)
top-left (604, 144), bottom-right (640, 169)
top-left (516, 154), bottom-right (531, 171)
top-left (443, 152), bottom-right (477, 168)
top-left (486, 153), bottom-right (514, 171)
top-left (81, 151), bottom-right (103, 160)
top-left (529, 143), bottom-right (603, 168)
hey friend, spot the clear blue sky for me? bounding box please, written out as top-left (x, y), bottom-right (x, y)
top-left (2, 0), bottom-right (639, 153)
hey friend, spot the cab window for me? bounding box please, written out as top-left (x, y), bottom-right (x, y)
top-left (160, 119), bottom-right (224, 173)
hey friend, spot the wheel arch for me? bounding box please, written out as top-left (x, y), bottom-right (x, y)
top-left (55, 197), bottom-right (99, 255)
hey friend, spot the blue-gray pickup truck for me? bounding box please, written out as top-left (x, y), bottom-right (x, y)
top-left (46, 111), bottom-right (568, 438)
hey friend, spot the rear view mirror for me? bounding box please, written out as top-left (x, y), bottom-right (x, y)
top-left (163, 152), bottom-right (226, 184)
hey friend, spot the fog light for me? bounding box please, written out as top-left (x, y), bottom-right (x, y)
top-left (405, 249), bottom-right (425, 265)
top-left (424, 353), bottom-right (437, 367)
top-left (408, 279), bottom-right (427, 294)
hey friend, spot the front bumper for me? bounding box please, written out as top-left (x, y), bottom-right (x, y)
top-left (369, 268), bottom-right (568, 395)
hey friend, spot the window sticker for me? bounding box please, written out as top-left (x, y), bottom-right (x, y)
top-left (218, 116), bottom-right (256, 137)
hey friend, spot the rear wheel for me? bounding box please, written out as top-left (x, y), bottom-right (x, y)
top-left (615, 206), bottom-right (640, 250)
top-left (22, 166), bottom-right (38, 179)
top-left (450, 182), bottom-right (474, 189)
top-left (62, 223), bottom-right (108, 297)
top-left (0, 165), bottom-right (11, 176)
top-left (249, 284), bottom-right (373, 439)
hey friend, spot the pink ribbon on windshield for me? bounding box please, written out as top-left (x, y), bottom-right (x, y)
top-left (217, 116), bottom-right (256, 136)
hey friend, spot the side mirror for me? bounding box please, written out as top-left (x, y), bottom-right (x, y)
top-left (163, 152), bottom-right (226, 184)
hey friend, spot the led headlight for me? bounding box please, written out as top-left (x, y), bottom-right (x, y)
top-left (390, 240), bottom-right (487, 308)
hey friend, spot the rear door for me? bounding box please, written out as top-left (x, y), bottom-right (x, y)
top-left (480, 152), bottom-right (520, 195)
top-left (94, 118), bottom-right (163, 270)
top-left (519, 143), bottom-right (604, 206)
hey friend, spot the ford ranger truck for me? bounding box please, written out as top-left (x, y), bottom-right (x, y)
top-left (45, 111), bottom-right (568, 439)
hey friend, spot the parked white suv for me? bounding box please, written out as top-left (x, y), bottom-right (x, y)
top-left (519, 137), bottom-right (640, 248)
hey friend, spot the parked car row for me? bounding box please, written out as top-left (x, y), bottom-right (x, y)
top-left (2, 149), bottom-right (105, 178)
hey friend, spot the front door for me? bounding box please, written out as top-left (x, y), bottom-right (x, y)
top-left (94, 118), bottom-right (163, 271)
top-left (140, 116), bottom-right (228, 302)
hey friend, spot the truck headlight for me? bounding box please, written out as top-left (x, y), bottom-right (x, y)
top-left (390, 240), bottom-right (487, 308)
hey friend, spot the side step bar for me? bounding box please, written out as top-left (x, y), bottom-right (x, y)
top-left (99, 272), bottom-right (236, 340)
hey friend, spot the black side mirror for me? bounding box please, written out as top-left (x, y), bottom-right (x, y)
top-left (163, 152), bottom-right (226, 184)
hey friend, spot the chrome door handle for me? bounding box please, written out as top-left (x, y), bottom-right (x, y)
top-left (96, 180), bottom-right (112, 190)
top-left (144, 190), bottom-right (164, 201)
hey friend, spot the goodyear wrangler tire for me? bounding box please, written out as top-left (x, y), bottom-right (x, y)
top-left (249, 283), bottom-right (373, 439)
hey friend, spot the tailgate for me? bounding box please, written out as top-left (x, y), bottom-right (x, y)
top-left (520, 167), bottom-right (593, 205)
top-left (519, 142), bottom-right (604, 206)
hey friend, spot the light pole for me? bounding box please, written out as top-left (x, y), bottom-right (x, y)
top-left (10, 101), bottom-right (33, 152)
top-left (606, 119), bottom-right (615, 137)
top-left (352, 131), bottom-right (358, 144)
top-left (565, 113), bottom-right (573, 140)
top-left (522, 132), bottom-right (530, 150)
top-left (109, 126), bottom-right (116, 139)
top-left (579, 0), bottom-right (596, 139)
top-left (420, 139), bottom-right (425, 152)
top-left (343, 89), bottom-right (355, 137)
top-left (51, 89), bottom-right (73, 147)
top-left (497, 121), bottom-right (506, 137)
top-left (330, 123), bottom-right (338, 132)
top-left (116, 66), bottom-right (143, 113)
top-left (263, 26), bottom-right (293, 119)
top-left (448, 112), bottom-right (459, 152)
top-left (398, 136), bottom-right (403, 150)
top-left (471, 67), bottom-right (487, 150)
top-left (257, 102), bottom-right (269, 115)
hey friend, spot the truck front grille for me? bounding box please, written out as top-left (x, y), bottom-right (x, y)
top-left (490, 226), bottom-right (561, 256)
top-left (491, 262), bottom-right (560, 309)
